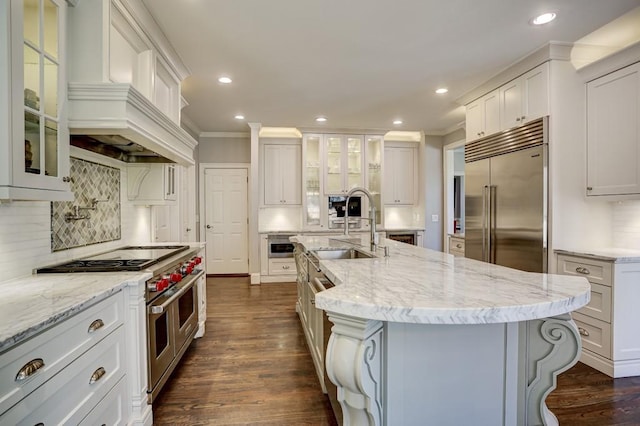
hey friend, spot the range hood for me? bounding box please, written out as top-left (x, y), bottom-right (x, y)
top-left (67, 83), bottom-right (197, 166)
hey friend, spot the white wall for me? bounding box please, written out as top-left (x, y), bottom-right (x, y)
top-left (198, 136), bottom-right (250, 163)
top-left (612, 201), bottom-right (640, 248)
top-left (423, 135), bottom-right (444, 251)
top-left (0, 147), bottom-right (152, 281)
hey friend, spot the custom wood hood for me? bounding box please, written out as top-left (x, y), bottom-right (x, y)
top-left (68, 83), bottom-right (196, 166)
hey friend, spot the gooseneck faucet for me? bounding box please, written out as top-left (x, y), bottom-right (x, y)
top-left (344, 186), bottom-right (378, 252)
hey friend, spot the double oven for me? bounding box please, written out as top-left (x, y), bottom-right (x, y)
top-left (37, 245), bottom-right (205, 403)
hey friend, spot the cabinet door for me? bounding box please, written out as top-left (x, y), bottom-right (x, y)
top-left (521, 63), bottom-right (549, 123)
top-left (345, 135), bottom-right (363, 192)
top-left (325, 135), bottom-right (343, 194)
top-left (465, 100), bottom-right (483, 142)
top-left (383, 147), bottom-right (396, 204)
top-left (4, 0), bottom-right (72, 200)
top-left (587, 63), bottom-right (640, 196)
top-left (499, 79), bottom-right (522, 130)
top-left (263, 144), bottom-right (283, 205)
top-left (393, 147), bottom-right (416, 204)
top-left (483, 90), bottom-right (500, 136)
top-left (303, 134), bottom-right (322, 227)
top-left (280, 145), bottom-right (302, 204)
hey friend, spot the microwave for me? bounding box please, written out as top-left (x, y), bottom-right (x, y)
top-left (268, 235), bottom-right (294, 258)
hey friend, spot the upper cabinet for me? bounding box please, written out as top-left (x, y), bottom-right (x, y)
top-left (128, 163), bottom-right (178, 205)
top-left (261, 140), bottom-right (302, 206)
top-left (384, 144), bottom-right (417, 205)
top-left (324, 134), bottom-right (364, 195)
top-left (586, 62), bottom-right (640, 197)
top-left (365, 135), bottom-right (383, 226)
top-left (0, 0), bottom-right (73, 201)
top-left (466, 63), bottom-right (550, 143)
top-left (465, 90), bottom-right (499, 142)
top-left (303, 134), bottom-right (322, 227)
top-left (499, 62), bottom-right (549, 130)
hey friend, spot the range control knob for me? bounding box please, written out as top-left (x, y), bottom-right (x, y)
top-left (170, 272), bottom-right (182, 283)
top-left (194, 256), bottom-right (202, 265)
top-left (157, 277), bottom-right (170, 291)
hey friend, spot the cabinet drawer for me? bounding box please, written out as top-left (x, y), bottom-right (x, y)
top-left (573, 312), bottom-right (612, 359)
top-left (0, 326), bottom-right (126, 424)
top-left (0, 292), bottom-right (124, 415)
top-left (449, 237), bottom-right (465, 257)
top-left (79, 376), bottom-right (127, 426)
top-left (557, 255), bottom-right (612, 286)
top-left (576, 282), bottom-right (612, 323)
top-left (269, 258), bottom-right (296, 275)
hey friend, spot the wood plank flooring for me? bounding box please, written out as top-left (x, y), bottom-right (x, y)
top-left (153, 277), bottom-right (640, 425)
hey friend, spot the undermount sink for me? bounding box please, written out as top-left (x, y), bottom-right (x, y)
top-left (311, 248), bottom-right (375, 260)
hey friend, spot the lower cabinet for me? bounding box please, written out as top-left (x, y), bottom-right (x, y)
top-left (557, 253), bottom-right (640, 377)
top-left (0, 292), bottom-right (129, 424)
top-left (449, 235), bottom-right (465, 257)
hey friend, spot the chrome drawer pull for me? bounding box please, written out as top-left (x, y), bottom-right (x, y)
top-left (578, 327), bottom-right (590, 337)
top-left (15, 358), bottom-right (45, 382)
top-left (89, 367), bottom-right (106, 384)
top-left (283, 265), bottom-right (290, 270)
top-left (575, 267), bottom-right (591, 275)
top-left (88, 319), bottom-right (105, 333)
top-left (456, 244), bottom-right (462, 248)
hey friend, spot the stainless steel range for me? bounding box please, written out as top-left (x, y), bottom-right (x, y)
top-left (37, 245), bottom-right (205, 403)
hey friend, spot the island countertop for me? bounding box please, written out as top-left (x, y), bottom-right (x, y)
top-left (292, 235), bottom-right (590, 325)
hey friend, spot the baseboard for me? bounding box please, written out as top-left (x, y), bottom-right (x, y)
top-left (580, 349), bottom-right (640, 378)
top-left (250, 273), bottom-right (261, 285)
top-left (260, 275), bottom-right (296, 283)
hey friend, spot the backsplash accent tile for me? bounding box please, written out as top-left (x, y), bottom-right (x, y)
top-left (51, 158), bottom-right (121, 251)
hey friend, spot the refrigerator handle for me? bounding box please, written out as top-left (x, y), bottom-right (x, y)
top-left (482, 185), bottom-right (488, 262)
top-left (489, 185), bottom-right (496, 264)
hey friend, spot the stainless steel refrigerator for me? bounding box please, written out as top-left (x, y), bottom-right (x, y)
top-left (464, 118), bottom-right (548, 273)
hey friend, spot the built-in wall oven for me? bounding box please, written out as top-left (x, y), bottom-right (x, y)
top-left (387, 231), bottom-right (417, 245)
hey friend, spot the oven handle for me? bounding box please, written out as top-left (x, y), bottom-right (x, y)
top-left (150, 271), bottom-right (203, 315)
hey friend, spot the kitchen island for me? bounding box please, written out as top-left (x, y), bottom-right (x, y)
top-left (292, 235), bottom-right (591, 426)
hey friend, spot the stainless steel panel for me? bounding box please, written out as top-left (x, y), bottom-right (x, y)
top-left (489, 145), bottom-right (546, 272)
top-left (464, 159), bottom-right (490, 262)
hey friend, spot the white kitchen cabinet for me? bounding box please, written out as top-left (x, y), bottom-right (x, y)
top-left (586, 62), bottom-right (640, 197)
top-left (127, 163), bottom-right (178, 205)
top-left (0, 292), bottom-right (128, 424)
top-left (499, 62), bottom-right (549, 130)
top-left (557, 253), bottom-right (640, 377)
top-left (465, 89), bottom-right (500, 142)
top-left (303, 134), bottom-right (323, 228)
top-left (324, 134), bottom-right (364, 195)
top-left (383, 144), bottom-right (417, 205)
top-left (0, 0), bottom-right (72, 201)
top-left (263, 143), bottom-right (302, 205)
top-left (365, 135), bottom-right (384, 226)
top-left (449, 235), bottom-right (465, 257)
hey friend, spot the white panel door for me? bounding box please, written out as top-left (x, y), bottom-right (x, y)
top-left (204, 168), bottom-right (248, 274)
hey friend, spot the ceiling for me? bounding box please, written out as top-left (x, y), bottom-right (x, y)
top-left (141, 0), bottom-right (640, 135)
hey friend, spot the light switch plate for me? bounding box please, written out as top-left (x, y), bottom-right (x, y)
top-left (431, 214), bottom-right (439, 222)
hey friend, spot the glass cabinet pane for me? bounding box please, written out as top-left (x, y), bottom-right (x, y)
top-left (43, 0), bottom-right (58, 59)
top-left (346, 137), bottom-right (362, 190)
top-left (366, 136), bottom-right (383, 226)
top-left (25, 112), bottom-right (41, 174)
top-left (24, 45), bottom-right (40, 110)
top-left (325, 136), bottom-right (343, 194)
top-left (44, 119), bottom-right (58, 177)
top-left (23, 0), bottom-right (40, 47)
top-left (305, 136), bottom-right (321, 226)
top-left (43, 58), bottom-right (57, 117)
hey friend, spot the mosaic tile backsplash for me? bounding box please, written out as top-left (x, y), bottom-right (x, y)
top-left (51, 158), bottom-right (121, 251)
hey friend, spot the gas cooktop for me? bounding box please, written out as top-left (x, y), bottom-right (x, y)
top-left (37, 245), bottom-right (189, 273)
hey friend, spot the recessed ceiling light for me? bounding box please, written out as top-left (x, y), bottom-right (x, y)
top-left (218, 76), bottom-right (232, 84)
top-left (393, 119), bottom-right (403, 125)
top-left (316, 117), bottom-right (327, 122)
top-left (435, 88), bottom-right (448, 94)
top-left (234, 114), bottom-right (245, 120)
top-left (532, 12), bottom-right (556, 25)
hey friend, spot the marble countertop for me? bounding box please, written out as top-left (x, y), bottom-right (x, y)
top-left (292, 235), bottom-right (590, 325)
top-left (555, 248), bottom-right (640, 263)
top-left (0, 271), bottom-right (149, 352)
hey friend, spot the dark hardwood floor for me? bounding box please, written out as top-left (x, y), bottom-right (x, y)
top-left (153, 277), bottom-right (640, 425)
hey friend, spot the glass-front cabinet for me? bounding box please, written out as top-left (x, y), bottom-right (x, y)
top-left (365, 135), bottom-right (383, 227)
top-left (303, 134), bottom-right (322, 227)
top-left (324, 134), bottom-right (364, 195)
top-left (1, 0), bottom-right (71, 200)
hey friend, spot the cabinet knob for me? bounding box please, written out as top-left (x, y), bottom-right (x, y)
top-left (516, 117), bottom-right (521, 122)
top-left (186, 228), bottom-right (192, 232)
top-left (206, 225), bottom-right (212, 229)
top-left (521, 115), bottom-right (526, 120)
top-left (587, 187), bottom-right (593, 191)
top-left (575, 267), bottom-right (591, 275)
top-left (578, 327), bottom-right (590, 337)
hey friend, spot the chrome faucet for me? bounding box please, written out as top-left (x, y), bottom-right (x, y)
top-left (344, 187), bottom-right (378, 252)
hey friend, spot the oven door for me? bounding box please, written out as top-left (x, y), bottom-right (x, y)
top-left (147, 299), bottom-right (175, 393)
top-left (173, 272), bottom-right (201, 351)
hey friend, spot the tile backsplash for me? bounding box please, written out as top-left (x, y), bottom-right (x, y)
top-left (51, 157), bottom-right (121, 251)
top-left (612, 200), bottom-right (640, 249)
